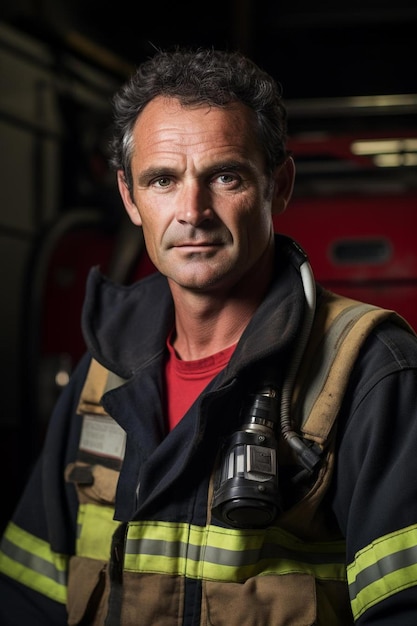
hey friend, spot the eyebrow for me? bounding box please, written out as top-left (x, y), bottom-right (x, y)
top-left (212, 161), bottom-right (247, 172)
top-left (136, 167), bottom-right (176, 185)
top-left (205, 160), bottom-right (259, 179)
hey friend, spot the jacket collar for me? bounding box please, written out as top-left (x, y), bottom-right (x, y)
top-left (82, 235), bottom-right (308, 380)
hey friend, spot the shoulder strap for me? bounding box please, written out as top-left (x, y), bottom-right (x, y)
top-left (73, 361), bottom-right (128, 469)
top-left (77, 358), bottom-right (127, 415)
top-left (292, 289), bottom-right (415, 446)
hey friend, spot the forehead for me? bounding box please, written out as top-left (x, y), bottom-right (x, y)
top-left (131, 96), bottom-right (261, 158)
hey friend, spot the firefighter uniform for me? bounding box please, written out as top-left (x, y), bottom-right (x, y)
top-left (1, 235), bottom-right (417, 625)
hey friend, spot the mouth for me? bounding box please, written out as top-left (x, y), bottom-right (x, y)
top-left (176, 240), bottom-right (222, 249)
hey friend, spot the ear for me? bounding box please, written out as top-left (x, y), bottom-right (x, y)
top-left (117, 170), bottom-right (142, 226)
top-left (271, 156), bottom-right (296, 216)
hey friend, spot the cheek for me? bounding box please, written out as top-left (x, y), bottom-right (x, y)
top-left (238, 197), bottom-right (273, 235)
top-left (140, 222), bottom-right (158, 252)
top-left (140, 216), bottom-right (169, 265)
top-left (140, 232), bottom-right (161, 271)
top-left (241, 206), bottom-right (274, 255)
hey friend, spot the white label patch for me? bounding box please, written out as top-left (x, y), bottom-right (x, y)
top-left (79, 414), bottom-right (126, 461)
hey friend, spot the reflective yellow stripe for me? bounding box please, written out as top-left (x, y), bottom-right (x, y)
top-left (76, 503), bottom-right (120, 559)
top-left (348, 524), bottom-right (417, 619)
top-left (124, 521), bottom-right (346, 583)
top-left (0, 522), bottom-right (67, 604)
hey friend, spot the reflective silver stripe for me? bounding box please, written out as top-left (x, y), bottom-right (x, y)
top-left (124, 522), bottom-right (346, 582)
top-left (0, 523), bottom-right (67, 604)
top-left (348, 524), bottom-right (417, 619)
top-left (1, 535), bottom-right (67, 586)
top-left (350, 544), bottom-right (417, 598)
top-left (126, 536), bottom-right (346, 567)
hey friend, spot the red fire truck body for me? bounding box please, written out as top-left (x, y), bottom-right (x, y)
top-left (275, 192), bottom-right (417, 330)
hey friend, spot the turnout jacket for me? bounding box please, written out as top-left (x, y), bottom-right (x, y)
top-left (1, 235), bottom-right (417, 625)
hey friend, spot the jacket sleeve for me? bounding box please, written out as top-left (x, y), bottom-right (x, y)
top-left (332, 321), bottom-right (417, 624)
top-left (0, 354), bottom-right (92, 625)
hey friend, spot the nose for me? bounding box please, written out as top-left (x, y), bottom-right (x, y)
top-left (175, 182), bottom-right (214, 227)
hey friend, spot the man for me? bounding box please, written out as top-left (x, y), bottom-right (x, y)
top-left (1, 47), bottom-right (417, 625)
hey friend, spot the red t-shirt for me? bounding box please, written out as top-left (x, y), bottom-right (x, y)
top-left (164, 334), bottom-right (236, 430)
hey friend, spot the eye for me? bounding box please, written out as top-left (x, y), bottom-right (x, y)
top-left (213, 171), bottom-right (241, 188)
top-left (152, 176), bottom-right (172, 188)
top-left (218, 173), bottom-right (236, 184)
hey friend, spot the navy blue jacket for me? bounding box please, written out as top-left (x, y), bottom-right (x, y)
top-left (1, 235), bottom-right (417, 625)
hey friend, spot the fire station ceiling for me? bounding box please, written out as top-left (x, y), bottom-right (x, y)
top-left (2, 0), bottom-right (416, 195)
top-left (2, 0), bottom-right (416, 98)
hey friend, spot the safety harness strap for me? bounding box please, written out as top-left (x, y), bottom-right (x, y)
top-left (293, 289), bottom-right (416, 444)
top-left (77, 359), bottom-right (128, 415)
top-left (73, 289), bottom-right (416, 626)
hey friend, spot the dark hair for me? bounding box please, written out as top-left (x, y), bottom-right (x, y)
top-left (109, 47), bottom-right (288, 192)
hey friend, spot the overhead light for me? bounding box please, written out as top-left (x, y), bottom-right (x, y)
top-left (373, 153), bottom-right (417, 167)
top-left (351, 138), bottom-right (417, 155)
top-left (351, 138), bottom-right (417, 167)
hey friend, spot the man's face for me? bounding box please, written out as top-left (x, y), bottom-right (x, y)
top-left (119, 96), bottom-right (291, 295)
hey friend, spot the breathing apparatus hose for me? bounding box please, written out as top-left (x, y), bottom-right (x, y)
top-left (211, 238), bottom-right (321, 528)
top-left (280, 240), bottom-right (321, 472)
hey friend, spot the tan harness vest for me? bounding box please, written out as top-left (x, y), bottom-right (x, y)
top-left (66, 290), bottom-right (415, 626)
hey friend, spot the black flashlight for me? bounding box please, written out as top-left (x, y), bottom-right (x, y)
top-left (212, 384), bottom-right (281, 528)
